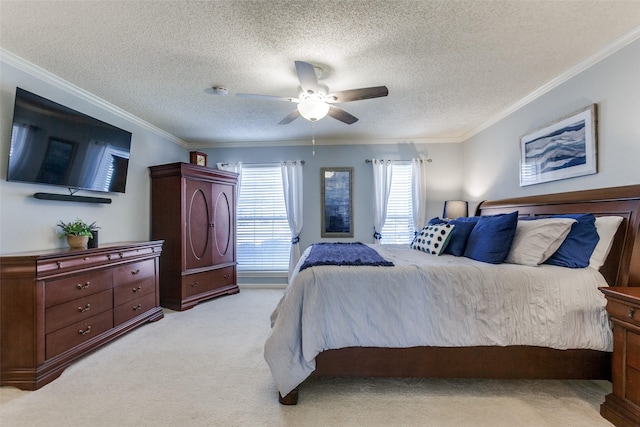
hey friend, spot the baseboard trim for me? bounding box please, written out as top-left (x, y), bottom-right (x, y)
top-left (238, 283), bottom-right (287, 290)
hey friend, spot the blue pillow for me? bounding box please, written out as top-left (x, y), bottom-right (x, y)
top-left (427, 217), bottom-right (447, 225)
top-left (544, 214), bottom-right (599, 268)
top-left (464, 212), bottom-right (518, 264)
top-left (444, 217), bottom-right (480, 256)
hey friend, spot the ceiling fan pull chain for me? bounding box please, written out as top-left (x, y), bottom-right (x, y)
top-left (312, 122), bottom-right (316, 156)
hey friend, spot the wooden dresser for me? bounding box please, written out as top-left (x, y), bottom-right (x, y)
top-left (600, 286), bottom-right (640, 427)
top-left (149, 162), bottom-right (239, 311)
top-left (0, 240), bottom-right (163, 390)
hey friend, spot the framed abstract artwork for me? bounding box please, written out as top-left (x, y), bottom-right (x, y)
top-left (520, 104), bottom-right (597, 186)
top-left (321, 167), bottom-right (353, 238)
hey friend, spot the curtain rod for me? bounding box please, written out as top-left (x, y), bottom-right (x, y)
top-left (219, 160), bottom-right (305, 166)
top-left (365, 158), bottom-right (432, 163)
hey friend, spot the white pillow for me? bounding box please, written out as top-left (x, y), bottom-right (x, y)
top-left (410, 223), bottom-right (455, 255)
top-left (589, 216), bottom-right (624, 269)
top-left (505, 218), bottom-right (576, 266)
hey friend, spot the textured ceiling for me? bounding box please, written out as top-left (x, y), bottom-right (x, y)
top-left (1, 1), bottom-right (640, 147)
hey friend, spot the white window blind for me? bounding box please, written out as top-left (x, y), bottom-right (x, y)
top-left (381, 163), bottom-right (415, 244)
top-left (236, 166), bottom-right (290, 272)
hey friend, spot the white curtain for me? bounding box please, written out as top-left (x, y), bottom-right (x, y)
top-left (216, 162), bottom-right (243, 190)
top-left (411, 158), bottom-right (429, 232)
top-left (371, 159), bottom-right (393, 244)
top-left (281, 160), bottom-right (304, 280)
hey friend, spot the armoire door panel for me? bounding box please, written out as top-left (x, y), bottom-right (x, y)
top-left (213, 186), bottom-right (233, 264)
top-left (186, 180), bottom-right (213, 270)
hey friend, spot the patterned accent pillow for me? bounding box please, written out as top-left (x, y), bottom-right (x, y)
top-left (410, 223), bottom-right (455, 255)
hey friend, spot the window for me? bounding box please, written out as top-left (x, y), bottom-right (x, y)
top-left (236, 165), bottom-right (290, 272)
top-left (381, 163), bottom-right (415, 244)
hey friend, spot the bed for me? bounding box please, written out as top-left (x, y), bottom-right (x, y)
top-left (265, 185), bottom-right (640, 404)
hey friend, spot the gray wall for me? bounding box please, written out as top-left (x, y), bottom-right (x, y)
top-left (2, 37), bottom-right (637, 257)
top-left (462, 38), bottom-right (640, 209)
top-left (0, 59), bottom-right (185, 254)
top-left (205, 141), bottom-right (463, 254)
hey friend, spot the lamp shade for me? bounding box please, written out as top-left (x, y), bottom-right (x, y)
top-left (297, 98), bottom-right (330, 121)
top-left (443, 200), bottom-right (468, 219)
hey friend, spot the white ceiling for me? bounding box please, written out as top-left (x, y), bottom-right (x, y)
top-left (1, 1), bottom-right (640, 147)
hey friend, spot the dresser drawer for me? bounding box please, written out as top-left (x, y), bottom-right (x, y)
top-left (114, 292), bottom-right (157, 326)
top-left (45, 289), bottom-right (113, 334)
top-left (45, 270), bottom-right (112, 308)
top-left (184, 266), bottom-right (235, 297)
top-left (38, 253), bottom-right (113, 275)
top-left (114, 276), bottom-right (155, 306)
top-left (607, 299), bottom-right (640, 327)
top-left (45, 310), bottom-right (113, 359)
top-left (113, 259), bottom-right (155, 286)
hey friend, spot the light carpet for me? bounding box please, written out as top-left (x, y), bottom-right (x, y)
top-left (0, 289), bottom-right (613, 426)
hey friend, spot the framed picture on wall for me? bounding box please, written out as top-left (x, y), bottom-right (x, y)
top-left (520, 104), bottom-right (597, 186)
top-left (321, 167), bottom-right (353, 238)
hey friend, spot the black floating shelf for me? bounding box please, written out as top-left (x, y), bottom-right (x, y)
top-left (34, 192), bottom-right (112, 204)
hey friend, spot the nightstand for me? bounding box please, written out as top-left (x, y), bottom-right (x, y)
top-left (600, 287), bottom-right (640, 427)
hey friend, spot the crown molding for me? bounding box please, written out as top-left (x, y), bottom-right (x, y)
top-left (461, 24), bottom-right (640, 141)
top-left (194, 135), bottom-right (464, 149)
top-left (4, 23), bottom-right (639, 149)
top-left (0, 48), bottom-right (189, 148)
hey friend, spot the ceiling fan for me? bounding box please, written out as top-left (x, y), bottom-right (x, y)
top-left (236, 61), bottom-right (388, 125)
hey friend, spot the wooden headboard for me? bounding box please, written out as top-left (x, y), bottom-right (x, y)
top-left (477, 184), bottom-right (640, 287)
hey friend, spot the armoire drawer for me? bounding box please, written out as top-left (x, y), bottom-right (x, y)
top-left (45, 270), bottom-right (112, 308)
top-left (45, 310), bottom-right (113, 359)
top-left (114, 292), bottom-right (157, 326)
top-left (45, 289), bottom-right (113, 334)
top-left (184, 266), bottom-right (235, 297)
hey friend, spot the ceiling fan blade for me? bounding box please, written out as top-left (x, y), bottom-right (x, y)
top-left (236, 93), bottom-right (298, 102)
top-left (327, 105), bottom-right (358, 124)
top-left (295, 61), bottom-right (319, 94)
top-left (327, 86), bottom-right (389, 103)
top-left (278, 109), bottom-right (301, 125)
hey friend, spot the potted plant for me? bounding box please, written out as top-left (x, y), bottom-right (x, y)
top-left (57, 218), bottom-right (98, 249)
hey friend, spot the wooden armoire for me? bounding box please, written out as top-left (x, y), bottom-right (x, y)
top-left (149, 162), bottom-right (239, 310)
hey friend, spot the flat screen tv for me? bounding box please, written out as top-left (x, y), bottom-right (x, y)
top-left (7, 88), bottom-right (132, 194)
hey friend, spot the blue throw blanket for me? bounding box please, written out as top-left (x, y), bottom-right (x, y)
top-left (299, 242), bottom-right (394, 271)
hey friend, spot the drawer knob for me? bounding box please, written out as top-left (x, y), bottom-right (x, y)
top-left (78, 326), bottom-right (92, 336)
top-left (629, 307), bottom-right (635, 318)
top-left (83, 257), bottom-right (90, 261)
top-left (132, 286), bottom-right (142, 293)
top-left (77, 303), bottom-right (91, 313)
top-left (131, 269), bottom-right (140, 276)
top-left (77, 281), bottom-right (90, 290)
top-left (133, 303), bottom-right (142, 311)
top-left (191, 282), bottom-right (198, 288)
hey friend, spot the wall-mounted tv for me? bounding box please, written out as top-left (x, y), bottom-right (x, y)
top-left (7, 88), bottom-right (132, 194)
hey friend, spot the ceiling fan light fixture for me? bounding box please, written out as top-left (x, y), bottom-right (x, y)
top-left (297, 98), bottom-right (330, 122)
